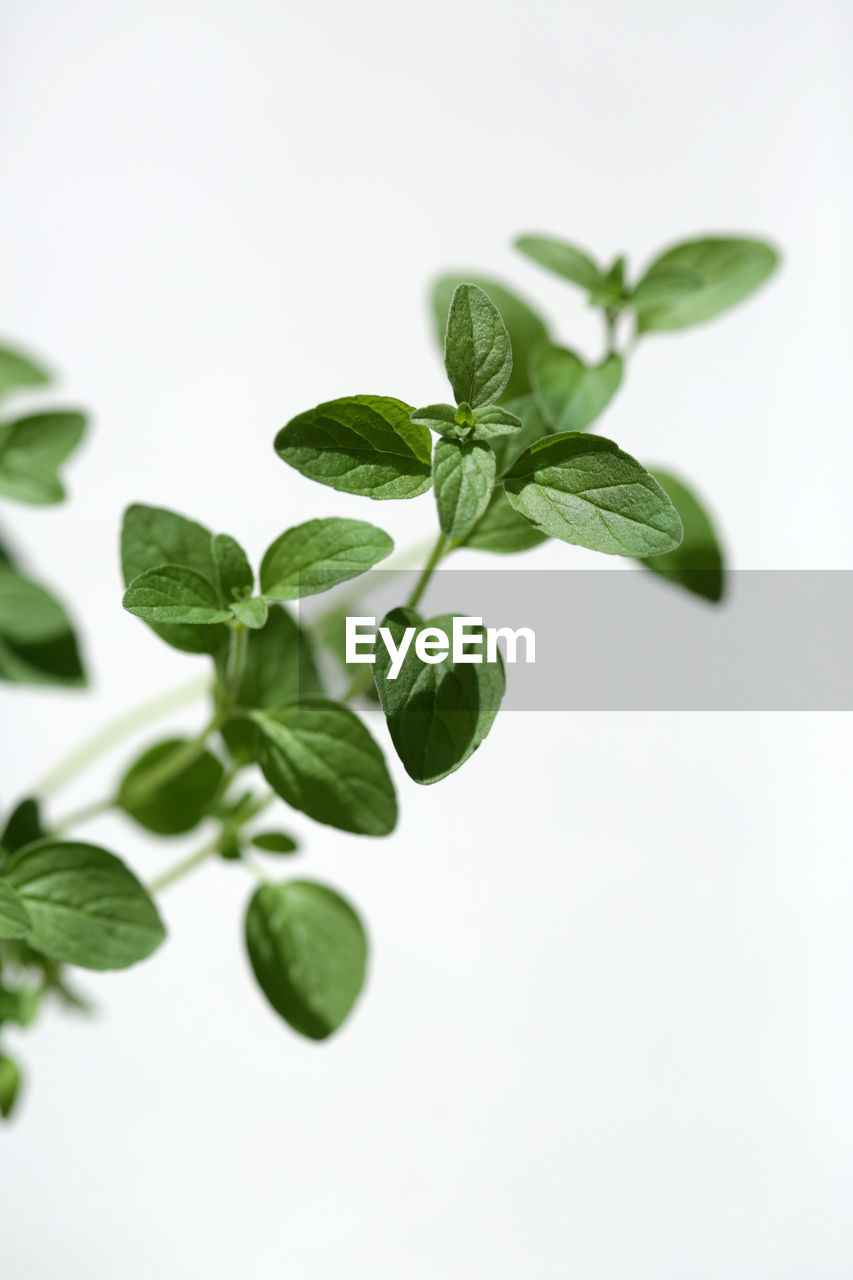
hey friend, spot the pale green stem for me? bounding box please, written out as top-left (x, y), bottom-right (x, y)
top-left (148, 838), bottom-right (220, 895)
top-left (33, 675), bottom-right (212, 799)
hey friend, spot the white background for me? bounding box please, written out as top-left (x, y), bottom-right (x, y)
top-left (1, 1), bottom-right (852, 1275)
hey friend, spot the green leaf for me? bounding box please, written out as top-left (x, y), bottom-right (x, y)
top-left (433, 438), bottom-right (495, 539)
top-left (0, 980), bottom-right (40, 1027)
top-left (514, 234), bottom-right (604, 292)
top-left (432, 276), bottom-right (548, 401)
top-left (503, 433), bottom-right (683, 557)
top-left (0, 344), bottom-right (50, 401)
top-left (632, 236), bottom-right (779, 331)
top-left (531, 345), bottom-right (623, 433)
top-left (444, 284), bottom-right (512, 409)
top-left (117, 737), bottom-right (225, 835)
top-left (221, 605), bottom-right (323, 763)
top-left (0, 571), bottom-right (85, 688)
top-left (0, 411), bottom-right (86, 505)
top-left (0, 1052), bottom-right (22, 1119)
top-left (212, 533), bottom-right (253, 602)
top-left (462, 488), bottom-right (548, 554)
top-left (471, 405), bottom-right (522, 438)
top-left (489, 395), bottom-right (552, 475)
top-left (121, 504), bottom-right (229, 655)
top-left (252, 699), bottom-right (397, 836)
top-left (0, 882), bottom-right (32, 939)
top-left (250, 831), bottom-right (298, 854)
top-left (640, 470), bottom-right (725, 602)
top-left (409, 403), bottom-right (459, 436)
top-left (1, 798), bottom-right (44, 854)
top-left (372, 608), bottom-right (505, 784)
top-left (245, 879), bottom-right (367, 1040)
top-left (260, 517), bottom-right (394, 601)
top-left (122, 565), bottom-right (231, 625)
top-left (0, 625), bottom-right (85, 687)
top-left (0, 568), bottom-right (76, 644)
top-left (230, 596), bottom-right (268, 629)
top-left (3, 841), bottom-right (166, 970)
top-left (275, 396), bottom-right (432, 500)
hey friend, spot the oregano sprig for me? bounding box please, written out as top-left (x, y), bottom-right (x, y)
top-left (0, 225), bottom-right (779, 1118)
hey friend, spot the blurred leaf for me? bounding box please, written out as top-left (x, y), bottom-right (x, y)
top-left (1, 798), bottom-right (45, 854)
top-left (118, 737), bottom-right (225, 836)
top-left (640, 470), bottom-right (725, 602)
top-left (0, 411), bottom-right (86, 505)
top-left (250, 831), bottom-right (298, 855)
top-left (0, 1051), bottom-right (22, 1119)
top-left (0, 882), bottom-right (32, 939)
top-left (632, 236), bottom-right (779, 331)
top-left (531, 345), bottom-right (623, 433)
top-left (245, 879), bottom-right (367, 1040)
top-left (0, 345), bottom-right (50, 401)
top-left (515, 234), bottom-right (605, 292)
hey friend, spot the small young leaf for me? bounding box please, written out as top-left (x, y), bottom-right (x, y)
top-left (0, 344), bottom-right (50, 400)
top-left (275, 396), bottom-right (432, 500)
top-left (0, 882), bottom-right (32, 939)
top-left (212, 533), bottom-right (253, 601)
top-left (444, 284), bottom-right (513, 408)
top-left (462, 488), bottom-right (548, 554)
top-left (245, 879), bottom-right (367, 1040)
top-left (121, 504), bottom-right (229, 655)
top-left (432, 276), bottom-right (548, 401)
top-left (1, 798), bottom-right (44, 855)
top-left (531, 346), bottom-right (623, 433)
top-left (0, 1052), bottom-right (22, 1119)
top-left (122, 565), bottom-right (231, 625)
top-left (432, 438), bottom-right (495, 539)
top-left (503, 433), bottom-right (683, 557)
top-left (221, 606), bottom-right (323, 763)
top-left (640, 470), bottom-right (725, 602)
top-left (230, 596), bottom-right (268, 629)
top-left (0, 411), bottom-right (86, 505)
top-left (632, 236), bottom-right (779, 331)
top-left (117, 737), bottom-right (225, 835)
top-left (3, 841), bottom-right (166, 970)
top-left (252, 699), bottom-right (397, 836)
top-left (471, 405), bottom-right (522, 438)
top-left (409, 403), bottom-right (459, 436)
top-left (260, 517), bottom-right (394, 601)
top-left (250, 831), bottom-right (298, 855)
top-left (372, 608), bottom-right (505, 784)
top-left (515, 234), bottom-right (605, 292)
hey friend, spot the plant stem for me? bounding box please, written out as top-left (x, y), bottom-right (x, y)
top-left (50, 795), bottom-right (114, 835)
top-left (406, 533), bottom-right (449, 611)
top-left (148, 838), bottom-right (220, 895)
top-left (33, 675), bottom-right (212, 799)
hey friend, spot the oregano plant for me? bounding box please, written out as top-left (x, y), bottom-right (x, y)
top-left (0, 230), bottom-right (779, 1119)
